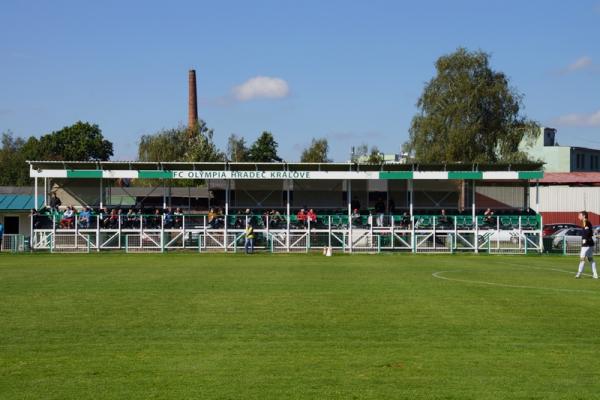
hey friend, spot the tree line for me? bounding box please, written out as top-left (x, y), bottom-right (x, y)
top-left (1, 47), bottom-right (539, 186)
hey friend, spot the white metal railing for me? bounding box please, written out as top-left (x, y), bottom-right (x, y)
top-left (28, 213), bottom-right (547, 254)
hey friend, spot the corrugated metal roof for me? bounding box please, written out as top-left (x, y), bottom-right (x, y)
top-left (540, 172), bottom-right (600, 184)
top-left (0, 195), bottom-right (44, 211)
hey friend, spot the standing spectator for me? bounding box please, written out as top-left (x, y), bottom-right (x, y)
top-left (375, 197), bottom-right (386, 227)
top-left (49, 193), bottom-right (62, 211)
top-left (0, 221), bottom-right (4, 250)
top-left (438, 209), bottom-right (450, 229)
top-left (244, 222), bottom-right (255, 254)
top-left (30, 209), bottom-right (41, 229)
top-left (164, 208), bottom-right (174, 228)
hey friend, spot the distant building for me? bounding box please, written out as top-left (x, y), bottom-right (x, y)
top-left (520, 127), bottom-right (600, 172)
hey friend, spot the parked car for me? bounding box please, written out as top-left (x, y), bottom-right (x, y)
top-left (551, 227), bottom-right (584, 249)
top-left (542, 223), bottom-right (579, 237)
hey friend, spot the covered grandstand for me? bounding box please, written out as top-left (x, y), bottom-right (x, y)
top-left (27, 160), bottom-right (545, 254)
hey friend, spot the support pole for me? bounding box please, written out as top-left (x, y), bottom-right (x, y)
top-left (34, 177), bottom-right (38, 210)
top-left (43, 177), bottom-right (48, 207)
top-left (347, 180), bottom-right (352, 253)
top-left (162, 181), bottom-right (167, 209)
top-left (286, 179), bottom-right (290, 252)
top-left (99, 179), bottom-right (104, 209)
top-left (471, 180), bottom-right (476, 220)
top-left (225, 179), bottom-right (230, 216)
top-left (408, 179), bottom-right (413, 217)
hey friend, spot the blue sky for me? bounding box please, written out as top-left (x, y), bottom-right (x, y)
top-left (1, 0), bottom-right (599, 161)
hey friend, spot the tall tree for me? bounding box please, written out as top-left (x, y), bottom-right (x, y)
top-left (226, 134), bottom-right (249, 162)
top-left (351, 144), bottom-right (382, 163)
top-left (248, 131), bottom-right (282, 162)
top-left (36, 121), bottom-right (113, 161)
top-left (138, 121), bottom-right (224, 162)
top-left (405, 48), bottom-right (538, 163)
top-left (300, 138), bottom-right (330, 162)
top-left (0, 131), bottom-right (30, 186)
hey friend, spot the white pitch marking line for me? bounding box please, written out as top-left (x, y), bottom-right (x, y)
top-left (432, 270), bottom-right (598, 294)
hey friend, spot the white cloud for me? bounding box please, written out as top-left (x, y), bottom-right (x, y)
top-left (232, 76), bottom-right (290, 101)
top-left (561, 56), bottom-right (593, 74)
top-left (568, 56), bottom-right (592, 71)
top-left (553, 109), bottom-right (600, 127)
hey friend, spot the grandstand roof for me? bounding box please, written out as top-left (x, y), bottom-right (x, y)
top-left (0, 195), bottom-right (43, 211)
top-left (27, 160), bottom-right (544, 172)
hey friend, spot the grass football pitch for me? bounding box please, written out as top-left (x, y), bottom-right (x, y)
top-left (1, 253), bottom-right (599, 399)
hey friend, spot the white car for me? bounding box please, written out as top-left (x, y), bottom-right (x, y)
top-left (551, 227), bottom-right (584, 249)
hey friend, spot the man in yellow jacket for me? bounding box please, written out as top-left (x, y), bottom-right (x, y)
top-left (245, 223), bottom-right (255, 254)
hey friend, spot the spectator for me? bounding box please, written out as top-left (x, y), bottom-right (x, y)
top-left (375, 197), bottom-right (386, 226)
top-left (126, 208), bottom-right (137, 228)
top-left (30, 208), bottom-right (41, 229)
top-left (108, 209), bottom-right (119, 228)
top-left (207, 208), bottom-right (216, 228)
top-left (79, 206), bottom-right (91, 229)
top-left (351, 196), bottom-right (361, 212)
top-left (297, 208), bottom-right (307, 227)
top-left (484, 208), bottom-right (495, 227)
top-left (164, 208), bottom-right (174, 228)
top-left (438, 209), bottom-right (450, 229)
top-left (244, 222), bottom-right (255, 254)
top-left (307, 209), bottom-right (317, 224)
top-left (61, 206), bottom-right (75, 229)
top-left (401, 211), bottom-right (411, 229)
top-left (388, 198), bottom-right (396, 216)
top-left (174, 208), bottom-right (183, 228)
top-left (0, 221), bottom-right (3, 249)
top-left (49, 193), bottom-right (62, 211)
top-left (351, 208), bottom-right (361, 226)
top-left (152, 209), bottom-right (161, 228)
top-left (100, 207), bottom-right (110, 228)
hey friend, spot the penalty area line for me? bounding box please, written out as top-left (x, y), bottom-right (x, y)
top-left (432, 270), bottom-right (598, 294)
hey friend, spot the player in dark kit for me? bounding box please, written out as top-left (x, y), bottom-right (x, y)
top-left (575, 211), bottom-right (598, 279)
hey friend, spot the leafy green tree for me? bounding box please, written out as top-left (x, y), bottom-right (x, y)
top-left (248, 131), bottom-right (282, 162)
top-left (300, 138), bottom-right (330, 163)
top-left (405, 48), bottom-right (538, 163)
top-left (226, 134), bottom-right (249, 162)
top-left (351, 144), bottom-right (382, 163)
top-left (0, 131), bottom-right (30, 185)
top-left (367, 146), bottom-right (384, 164)
top-left (138, 121), bottom-right (224, 162)
top-left (36, 121), bottom-right (113, 161)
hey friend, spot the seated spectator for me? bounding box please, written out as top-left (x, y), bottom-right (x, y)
top-left (174, 208), bottom-right (184, 228)
top-left (351, 208), bottom-right (361, 226)
top-left (152, 209), bottom-right (161, 228)
top-left (60, 206), bottom-right (75, 229)
top-left (351, 196), bottom-right (361, 212)
top-left (270, 210), bottom-right (284, 228)
top-left (79, 206), bottom-right (92, 229)
top-left (207, 208), bottom-right (216, 228)
top-left (484, 208), bottom-right (495, 226)
top-left (400, 211), bottom-right (411, 229)
top-left (108, 209), bottom-right (119, 228)
top-left (126, 208), bottom-right (137, 228)
top-left (438, 209), bottom-right (451, 229)
top-left (307, 209), bottom-right (317, 224)
top-left (297, 209), bottom-right (307, 227)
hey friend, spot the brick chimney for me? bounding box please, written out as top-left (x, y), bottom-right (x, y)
top-left (188, 69), bottom-right (198, 134)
